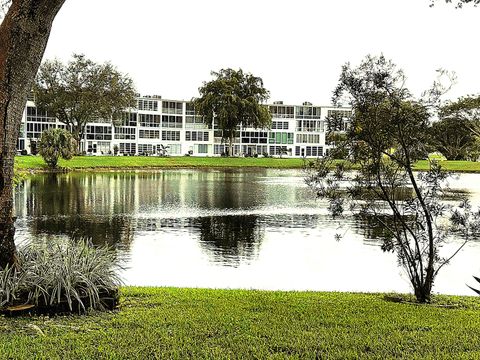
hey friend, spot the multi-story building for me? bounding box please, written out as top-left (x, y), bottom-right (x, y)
top-left (17, 95), bottom-right (351, 158)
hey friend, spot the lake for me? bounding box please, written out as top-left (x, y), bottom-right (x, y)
top-left (13, 169), bottom-right (480, 295)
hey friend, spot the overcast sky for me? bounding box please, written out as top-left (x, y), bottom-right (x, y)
top-left (42, 0), bottom-right (479, 105)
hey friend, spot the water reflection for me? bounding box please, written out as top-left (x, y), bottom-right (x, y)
top-left (195, 215), bottom-right (262, 267)
top-left (12, 169), bottom-right (480, 294)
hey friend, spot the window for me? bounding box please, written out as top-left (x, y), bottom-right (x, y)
top-left (114, 127), bottom-right (136, 140)
top-left (295, 133), bottom-right (320, 144)
top-left (119, 112), bottom-right (137, 126)
top-left (241, 131), bottom-right (268, 144)
top-left (26, 122), bottom-right (56, 139)
top-left (139, 130), bottom-right (160, 139)
top-left (139, 114), bottom-right (161, 127)
top-left (296, 105), bottom-right (321, 119)
top-left (271, 121), bottom-right (289, 130)
top-left (119, 142), bottom-right (136, 155)
top-left (327, 109), bottom-right (351, 118)
top-left (305, 146), bottom-right (323, 157)
top-left (268, 132), bottom-right (294, 144)
top-left (161, 115), bottom-right (183, 128)
top-left (186, 115), bottom-right (208, 129)
top-left (138, 99), bottom-right (158, 111)
top-left (161, 130), bottom-right (180, 141)
top-left (269, 105), bottom-right (294, 118)
top-left (138, 144), bottom-right (154, 154)
top-left (167, 144), bottom-right (182, 155)
top-left (162, 101), bottom-right (183, 115)
top-left (195, 144), bottom-right (209, 154)
top-left (185, 102), bottom-right (195, 115)
top-left (85, 125), bottom-right (112, 140)
top-left (269, 146), bottom-right (291, 156)
top-left (214, 144), bottom-right (225, 155)
top-left (186, 131), bottom-right (209, 141)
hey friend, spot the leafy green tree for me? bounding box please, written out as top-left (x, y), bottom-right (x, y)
top-left (306, 55), bottom-right (480, 303)
top-left (34, 54), bottom-right (137, 152)
top-left (39, 128), bottom-right (76, 168)
top-left (0, 0), bottom-right (66, 269)
top-left (193, 68), bottom-right (272, 156)
top-left (440, 95), bottom-right (480, 135)
top-left (428, 117), bottom-right (477, 160)
top-left (430, 0), bottom-right (479, 7)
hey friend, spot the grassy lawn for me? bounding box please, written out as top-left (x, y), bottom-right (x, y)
top-left (14, 155), bottom-right (480, 173)
top-left (14, 155), bottom-right (305, 171)
top-left (414, 160), bottom-right (480, 173)
top-left (1, 288), bottom-right (480, 359)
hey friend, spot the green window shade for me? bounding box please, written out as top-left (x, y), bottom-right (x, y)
top-left (275, 132), bottom-right (282, 144)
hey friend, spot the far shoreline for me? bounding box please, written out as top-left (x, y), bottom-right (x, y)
top-left (14, 155), bottom-right (480, 174)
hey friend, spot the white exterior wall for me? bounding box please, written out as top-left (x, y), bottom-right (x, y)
top-left (17, 97), bottom-right (350, 158)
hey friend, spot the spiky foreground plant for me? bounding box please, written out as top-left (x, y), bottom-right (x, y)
top-left (0, 238), bottom-right (123, 314)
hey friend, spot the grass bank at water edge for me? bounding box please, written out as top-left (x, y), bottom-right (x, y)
top-left (1, 287), bottom-right (480, 359)
top-left (14, 155), bottom-right (480, 173)
top-left (14, 155), bottom-right (306, 171)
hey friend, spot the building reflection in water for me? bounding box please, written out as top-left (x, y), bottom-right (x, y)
top-left (14, 169), bottom-right (309, 264)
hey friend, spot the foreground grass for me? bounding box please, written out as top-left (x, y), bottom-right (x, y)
top-left (1, 288), bottom-right (480, 359)
top-left (15, 155), bottom-right (480, 173)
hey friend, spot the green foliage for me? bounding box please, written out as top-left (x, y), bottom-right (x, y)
top-left (38, 128), bottom-right (76, 168)
top-left (34, 54), bottom-right (136, 147)
top-left (1, 288), bottom-right (480, 358)
top-left (431, 0), bottom-right (480, 7)
top-left (430, 95), bottom-right (480, 160)
top-left (193, 68), bottom-right (271, 155)
top-left (307, 55), bottom-right (480, 303)
top-left (428, 117), bottom-right (477, 160)
top-left (0, 238), bottom-right (122, 313)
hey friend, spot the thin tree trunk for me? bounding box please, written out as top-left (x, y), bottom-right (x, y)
top-left (0, 0), bottom-right (65, 269)
top-left (229, 136), bottom-right (234, 157)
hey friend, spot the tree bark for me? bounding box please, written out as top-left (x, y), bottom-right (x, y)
top-left (0, 0), bottom-right (65, 268)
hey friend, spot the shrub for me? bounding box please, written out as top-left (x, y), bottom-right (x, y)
top-left (39, 128), bottom-right (76, 168)
top-left (0, 238), bottom-right (123, 314)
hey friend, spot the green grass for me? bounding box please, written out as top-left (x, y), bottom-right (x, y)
top-left (15, 155), bottom-right (480, 173)
top-left (414, 160), bottom-right (480, 173)
top-left (1, 288), bottom-right (480, 359)
top-left (15, 155), bottom-right (305, 171)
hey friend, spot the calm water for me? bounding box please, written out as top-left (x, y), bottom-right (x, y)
top-left (13, 169), bottom-right (480, 295)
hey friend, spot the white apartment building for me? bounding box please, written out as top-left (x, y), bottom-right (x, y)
top-left (17, 95), bottom-right (351, 158)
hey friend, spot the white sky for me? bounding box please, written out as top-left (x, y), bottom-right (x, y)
top-left (42, 0), bottom-right (479, 105)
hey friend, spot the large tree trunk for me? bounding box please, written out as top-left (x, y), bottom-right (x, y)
top-left (0, 0), bottom-right (65, 269)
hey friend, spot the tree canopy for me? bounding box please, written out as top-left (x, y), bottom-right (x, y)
top-left (430, 0), bottom-right (479, 7)
top-left (427, 95), bottom-right (480, 160)
top-left (428, 117), bottom-right (478, 160)
top-left (34, 54), bottom-right (137, 151)
top-left (39, 128), bottom-right (76, 168)
top-left (306, 55), bottom-right (480, 303)
top-left (193, 68), bottom-right (271, 156)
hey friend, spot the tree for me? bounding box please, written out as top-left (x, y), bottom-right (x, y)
top-left (39, 128), bottom-right (76, 168)
top-left (427, 117), bottom-right (477, 160)
top-left (440, 95), bottom-right (480, 136)
top-left (33, 54), bottom-right (137, 152)
top-left (193, 68), bottom-right (271, 156)
top-left (0, 0), bottom-right (66, 269)
top-left (430, 0), bottom-right (480, 7)
top-left (305, 55), bottom-right (480, 303)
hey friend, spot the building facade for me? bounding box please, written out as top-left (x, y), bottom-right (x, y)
top-left (17, 95), bottom-right (351, 158)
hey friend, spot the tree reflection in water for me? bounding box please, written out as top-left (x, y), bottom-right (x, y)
top-left (195, 215), bottom-right (263, 267)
